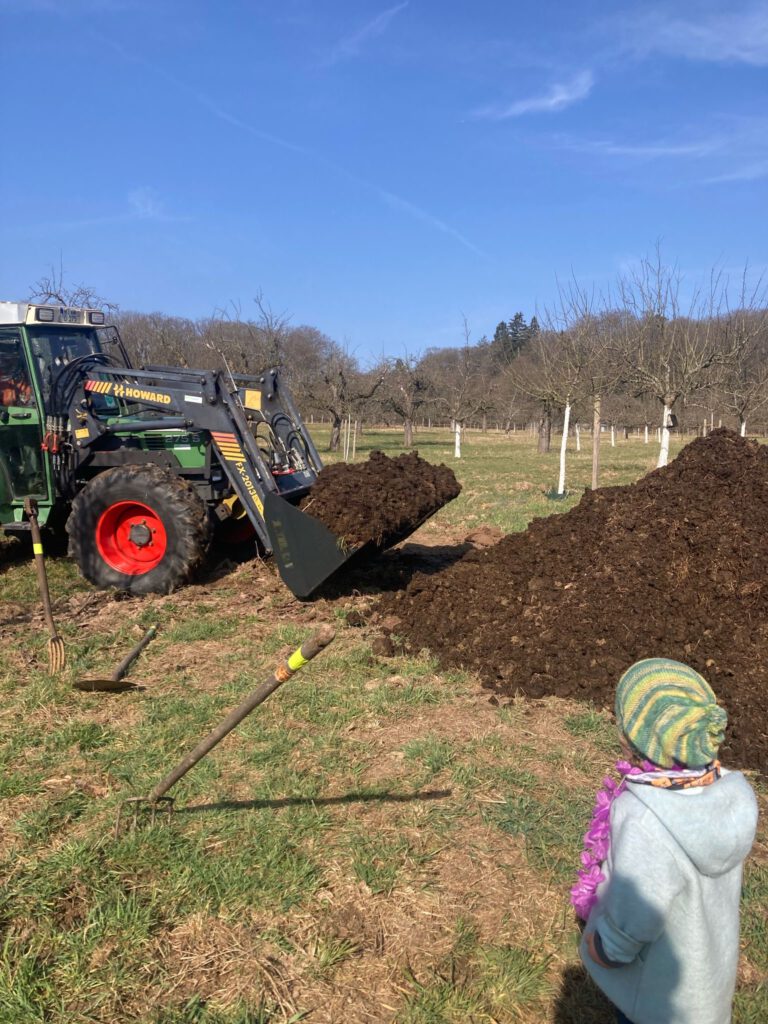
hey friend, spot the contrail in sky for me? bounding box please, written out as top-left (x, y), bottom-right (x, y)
top-left (94, 33), bottom-right (490, 260)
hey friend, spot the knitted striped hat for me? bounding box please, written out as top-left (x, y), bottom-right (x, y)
top-left (615, 658), bottom-right (727, 768)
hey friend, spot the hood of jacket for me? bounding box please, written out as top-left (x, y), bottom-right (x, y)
top-left (626, 769), bottom-right (758, 877)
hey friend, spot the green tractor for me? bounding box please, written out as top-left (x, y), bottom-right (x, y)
top-left (0, 301), bottom-right (393, 597)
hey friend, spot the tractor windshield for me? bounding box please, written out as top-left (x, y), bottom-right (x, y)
top-left (27, 325), bottom-right (126, 403)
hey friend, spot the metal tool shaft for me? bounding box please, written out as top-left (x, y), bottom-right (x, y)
top-left (147, 625), bottom-right (335, 802)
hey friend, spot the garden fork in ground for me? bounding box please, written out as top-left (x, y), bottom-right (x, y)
top-left (116, 624), bottom-right (335, 832)
top-left (24, 498), bottom-right (66, 673)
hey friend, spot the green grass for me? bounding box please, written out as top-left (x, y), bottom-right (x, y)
top-left (1, 427), bottom-right (764, 1022)
top-left (397, 916), bottom-right (551, 1023)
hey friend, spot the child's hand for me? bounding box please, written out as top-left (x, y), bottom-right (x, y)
top-left (586, 929), bottom-right (622, 969)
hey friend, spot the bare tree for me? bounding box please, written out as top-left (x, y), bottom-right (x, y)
top-left (117, 311), bottom-right (200, 368)
top-left (616, 252), bottom-right (736, 467)
top-left (29, 258), bottom-right (118, 314)
top-left (300, 343), bottom-right (383, 453)
top-left (383, 353), bottom-right (431, 446)
top-left (420, 319), bottom-right (483, 458)
top-left (715, 277), bottom-right (768, 436)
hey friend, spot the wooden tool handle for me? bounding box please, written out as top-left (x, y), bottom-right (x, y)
top-left (113, 625), bottom-right (158, 682)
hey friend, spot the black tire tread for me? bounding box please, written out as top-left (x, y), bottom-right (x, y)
top-left (67, 464), bottom-right (211, 595)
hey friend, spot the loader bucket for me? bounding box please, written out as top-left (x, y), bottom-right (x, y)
top-left (263, 492), bottom-right (362, 598)
top-left (263, 491), bottom-right (448, 599)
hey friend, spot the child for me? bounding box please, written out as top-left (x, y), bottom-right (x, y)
top-left (575, 658), bottom-right (758, 1024)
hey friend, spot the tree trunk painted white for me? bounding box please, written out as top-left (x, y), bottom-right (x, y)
top-left (657, 404), bottom-right (672, 468)
top-left (610, 425), bottom-right (616, 447)
top-left (740, 419), bottom-right (747, 437)
top-left (575, 422), bottom-right (581, 452)
top-left (351, 419), bottom-right (358, 461)
top-left (454, 421), bottom-right (462, 458)
top-left (557, 402), bottom-right (571, 494)
top-left (702, 418), bottom-right (707, 438)
top-left (644, 424), bottom-right (649, 444)
top-left (591, 395), bottom-right (601, 490)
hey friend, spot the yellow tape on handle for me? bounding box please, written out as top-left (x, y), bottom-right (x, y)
top-left (287, 649), bottom-right (309, 672)
top-left (33, 543), bottom-right (44, 556)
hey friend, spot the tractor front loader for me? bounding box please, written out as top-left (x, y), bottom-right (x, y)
top-left (0, 301), bottom-right (405, 597)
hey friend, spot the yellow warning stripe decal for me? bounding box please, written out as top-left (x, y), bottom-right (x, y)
top-left (212, 432), bottom-right (246, 461)
top-left (287, 649), bottom-right (309, 672)
top-left (84, 380), bottom-right (113, 394)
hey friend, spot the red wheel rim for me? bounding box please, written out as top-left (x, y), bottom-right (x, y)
top-left (96, 500), bottom-right (168, 575)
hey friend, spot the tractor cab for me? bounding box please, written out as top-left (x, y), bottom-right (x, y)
top-left (0, 302), bottom-right (123, 525)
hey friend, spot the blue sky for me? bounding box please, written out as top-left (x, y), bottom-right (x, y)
top-left (1, 0), bottom-right (766, 359)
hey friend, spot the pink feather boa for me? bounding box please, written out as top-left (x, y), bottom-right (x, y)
top-left (570, 758), bottom-right (654, 921)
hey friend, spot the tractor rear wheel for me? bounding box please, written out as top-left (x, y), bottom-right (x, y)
top-left (67, 464), bottom-right (211, 595)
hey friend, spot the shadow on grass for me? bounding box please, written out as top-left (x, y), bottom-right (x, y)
top-left (0, 538), bottom-right (30, 569)
top-left (553, 964), bottom-right (618, 1024)
top-left (315, 541), bottom-right (473, 598)
top-left (175, 787), bottom-right (453, 815)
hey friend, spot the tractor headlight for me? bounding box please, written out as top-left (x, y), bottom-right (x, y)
top-left (88, 311), bottom-right (106, 325)
top-left (35, 307), bottom-right (55, 322)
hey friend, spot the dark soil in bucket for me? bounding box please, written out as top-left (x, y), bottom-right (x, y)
top-left (300, 451), bottom-right (461, 549)
top-left (375, 430), bottom-right (768, 775)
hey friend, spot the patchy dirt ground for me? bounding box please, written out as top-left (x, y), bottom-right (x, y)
top-left (299, 450), bottom-right (461, 548)
top-left (375, 430), bottom-right (768, 775)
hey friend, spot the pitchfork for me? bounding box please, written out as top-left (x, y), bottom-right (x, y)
top-left (116, 624), bottom-right (335, 832)
top-left (24, 498), bottom-right (66, 673)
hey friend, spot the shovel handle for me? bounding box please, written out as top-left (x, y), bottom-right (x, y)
top-left (24, 500), bottom-right (57, 637)
top-left (148, 624), bottom-right (335, 802)
top-left (113, 625), bottom-right (157, 682)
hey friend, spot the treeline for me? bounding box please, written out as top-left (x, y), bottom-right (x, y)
top-left (30, 257), bottom-right (768, 476)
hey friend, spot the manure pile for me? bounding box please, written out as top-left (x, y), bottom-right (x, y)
top-left (301, 450), bottom-right (460, 548)
top-left (376, 430), bottom-right (768, 774)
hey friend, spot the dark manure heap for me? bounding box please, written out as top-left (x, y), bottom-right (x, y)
top-left (376, 430), bottom-right (768, 774)
top-left (300, 450), bottom-right (461, 548)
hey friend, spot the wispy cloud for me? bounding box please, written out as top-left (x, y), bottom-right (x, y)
top-left (616, 4), bottom-right (768, 66)
top-left (20, 188), bottom-right (185, 234)
top-left (703, 160), bottom-right (768, 184)
top-left (545, 114), bottom-right (768, 189)
top-left (128, 187), bottom-right (165, 220)
top-left (552, 133), bottom-right (726, 160)
top-left (322, 2), bottom-right (409, 66)
top-left (474, 70), bottom-right (594, 120)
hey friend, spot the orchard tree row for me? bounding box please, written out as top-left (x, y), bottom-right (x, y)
top-left (30, 254), bottom-right (768, 491)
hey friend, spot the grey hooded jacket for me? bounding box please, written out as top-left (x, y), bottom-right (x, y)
top-left (579, 768), bottom-right (758, 1024)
